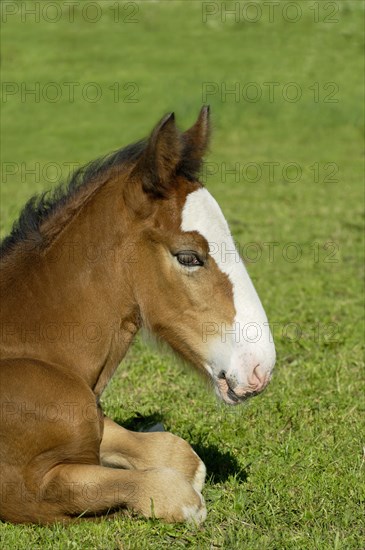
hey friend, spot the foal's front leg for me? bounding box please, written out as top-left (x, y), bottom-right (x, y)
top-left (100, 417), bottom-right (206, 492)
top-left (42, 462), bottom-right (206, 524)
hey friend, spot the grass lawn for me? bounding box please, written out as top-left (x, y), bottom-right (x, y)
top-left (0, 1), bottom-right (364, 548)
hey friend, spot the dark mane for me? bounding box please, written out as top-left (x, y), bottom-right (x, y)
top-left (0, 139), bottom-right (147, 260)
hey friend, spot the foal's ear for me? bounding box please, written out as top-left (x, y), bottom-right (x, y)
top-left (133, 112), bottom-right (183, 197)
top-left (180, 105), bottom-right (211, 179)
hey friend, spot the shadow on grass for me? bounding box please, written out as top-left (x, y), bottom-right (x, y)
top-left (118, 412), bottom-right (165, 432)
top-left (192, 442), bottom-right (249, 484)
top-left (113, 414), bottom-right (248, 485)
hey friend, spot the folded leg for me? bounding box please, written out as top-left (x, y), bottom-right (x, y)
top-left (100, 416), bottom-right (206, 492)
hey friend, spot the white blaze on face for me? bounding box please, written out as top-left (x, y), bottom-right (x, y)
top-left (181, 188), bottom-right (276, 391)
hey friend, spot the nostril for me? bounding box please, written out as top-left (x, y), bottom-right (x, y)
top-left (249, 365), bottom-right (265, 389)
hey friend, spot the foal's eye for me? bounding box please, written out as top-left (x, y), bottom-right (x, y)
top-left (175, 251), bottom-right (203, 268)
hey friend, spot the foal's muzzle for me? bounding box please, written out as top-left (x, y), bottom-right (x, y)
top-left (215, 368), bottom-right (270, 405)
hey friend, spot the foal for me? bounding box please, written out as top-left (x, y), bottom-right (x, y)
top-left (0, 107), bottom-right (275, 524)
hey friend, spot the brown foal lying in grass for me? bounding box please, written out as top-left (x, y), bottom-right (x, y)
top-left (0, 107), bottom-right (275, 524)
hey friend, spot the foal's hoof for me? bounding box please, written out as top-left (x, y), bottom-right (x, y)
top-left (136, 467), bottom-right (207, 524)
top-left (182, 493), bottom-right (207, 525)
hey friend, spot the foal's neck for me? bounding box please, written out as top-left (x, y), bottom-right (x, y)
top-left (2, 177), bottom-right (141, 396)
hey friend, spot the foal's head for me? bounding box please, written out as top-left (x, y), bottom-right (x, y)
top-left (125, 107), bottom-right (275, 405)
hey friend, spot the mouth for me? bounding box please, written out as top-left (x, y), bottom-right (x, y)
top-left (213, 375), bottom-right (259, 406)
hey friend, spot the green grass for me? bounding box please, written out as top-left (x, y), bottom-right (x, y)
top-left (1, 1), bottom-right (364, 548)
